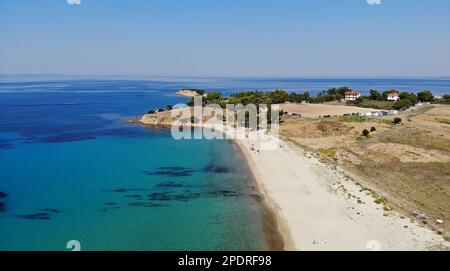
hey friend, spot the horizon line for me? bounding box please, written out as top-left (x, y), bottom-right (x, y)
top-left (1, 73), bottom-right (450, 80)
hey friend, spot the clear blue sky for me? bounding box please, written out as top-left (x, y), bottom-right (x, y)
top-left (0, 0), bottom-right (449, 77)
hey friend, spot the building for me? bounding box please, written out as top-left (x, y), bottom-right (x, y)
top-left (345, 91), bottom-right (361, 101)
top-left (386, 93), bottom-right (400, 101)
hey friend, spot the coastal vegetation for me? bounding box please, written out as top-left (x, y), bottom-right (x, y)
top-left (349, 90), bottom-right (419, 110)
top-left (181, 87), bottom-right (448, 114)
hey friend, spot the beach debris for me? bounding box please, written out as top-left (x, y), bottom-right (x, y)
top-left (312, 239), bottom-right (320, 245)
top-left (436, 219), bottom-right (444, 224)
top-left (412, 211), bottom-right (428, 220)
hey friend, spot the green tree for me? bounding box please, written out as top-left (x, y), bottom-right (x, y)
top-left (443, 94), bottom-right (450, 103)
top-left (268, 89), bottom-right (290, 104)
top-left (417, 91), bottom-right (434, 102)
top-left (369, 90), bottom-right (384, 101)
top-left (399, 92), bottom-right (418, 105)
top-left (337, 87), bottom-right (353, 96)
top-left (206, 92), bottom-right (222, 101)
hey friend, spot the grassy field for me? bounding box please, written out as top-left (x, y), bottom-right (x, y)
top-left (354, 100), bottom-right (395, 110)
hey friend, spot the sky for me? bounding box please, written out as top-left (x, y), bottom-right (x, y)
top-left (0, 0), bottom-right (449, 77)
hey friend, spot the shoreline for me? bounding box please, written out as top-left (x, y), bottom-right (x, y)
top-left (232, 139), bottom-right (292, 251)
top-left (135, 118), bottom-right (449, 251)
top-left (231, 130), bottom-right (449, 251)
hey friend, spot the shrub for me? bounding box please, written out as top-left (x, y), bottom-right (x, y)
top-left (318, 148), bottom-right (336, 157)
top-left (393, 99), bottom-right (412, 110)
top-left (370, 127), bottom-right (376, 132)
top-left (393, 118), bottom-right (402, 125)
top-left (362, 129), bottom-right (370, 137)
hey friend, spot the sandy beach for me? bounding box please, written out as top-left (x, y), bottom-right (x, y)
top-left (232, 129), bottom-right (449, 251)
top-left (137, 113), bottom-right (450, 251)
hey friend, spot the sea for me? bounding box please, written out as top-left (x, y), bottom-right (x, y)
top-left (0, 77), bottom-right (449, 251)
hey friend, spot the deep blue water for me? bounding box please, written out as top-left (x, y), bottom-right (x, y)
top-left (0, 77), bottom-right (449, 251)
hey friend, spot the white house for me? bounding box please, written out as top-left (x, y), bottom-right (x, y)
top-left (345, 91), bottom-right (361, 101)
top-left (386, 93), bottom-right (400, 101)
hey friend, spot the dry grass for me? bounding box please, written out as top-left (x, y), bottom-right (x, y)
top-left (280, 104), bottom-right (450, 237)
top-left (352, 162), bottom-right (450, 229)
top-left (377, 128), bottom-right (450, 153)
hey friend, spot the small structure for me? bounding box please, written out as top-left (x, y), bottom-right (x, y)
top-left (371, 112), bottom-right (380, 116)
top-left (389, 110), bottom-right (399, 115)
top-left (386, 93), bottom-right (400, 101)
top-left (345, 91), bottom-right (361, 101)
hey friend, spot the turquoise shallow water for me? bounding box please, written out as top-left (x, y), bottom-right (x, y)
top-left (0, 80), bottom-right (275, 250)
top-left (0, 131), bottom-right (270, 250)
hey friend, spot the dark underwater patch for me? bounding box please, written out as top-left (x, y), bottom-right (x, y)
top-left (156, 181), bottom-right (184, 188)
top-left (146, 191), bottom-right (202, 202)
top-left (144, 203), bottom-right (170, 208)
top-left (143, 166), bottom-right (195, 177)
top-left (203, 165), bottom-right (231, 174)
top-left (110, 188), bottom-right (147, 193)
top-left (209, 190), bottom-right (240, 198)
top-left (41, 208), bottom-right (59, 213)
top-left (128, 202), bottom-right (145, 207)
top-left (158, 166), bottom-right (188, 171)
top-left (15, 213), bottom-right (51, 220)
top-left (14, 207), bottom-right (60, 220)
top-left (124, 194), bottom-right (143, 199)
top-left (0, 191), bottom-right (8, 199)
top-left (147, 192), bottom-right (174, 201)
top-left (0, 192), bottom-right (8, 213)
top-left (41, 133), bottom-right (96, 143)
top-left (0, 141), bottom-right (14, 149)
top-left (104, 202), bottom-right (117, 206)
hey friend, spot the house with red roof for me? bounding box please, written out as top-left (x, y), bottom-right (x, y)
top-left (386, 93), bottom-right (400, 101)
top-left (345, 91), bottom-right (361, 101)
